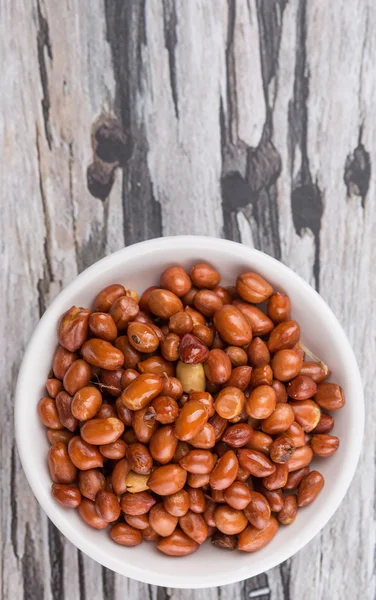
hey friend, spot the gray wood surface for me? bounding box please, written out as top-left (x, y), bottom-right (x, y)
top-left (1, 0), bottom-right (375, 598)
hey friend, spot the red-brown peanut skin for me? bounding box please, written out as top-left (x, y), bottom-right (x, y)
top-left (186, 486), bottom-right (207, 513)
top-left (63, 360), bottom-right (92, 396)
top-left (262, 463), bottom-right (289, 490)
top-left (95, 490), bottom-right (121, 522)
top-left (223, 482), bottom-right (252, 510)
top-left (78, 499), bottom-right (109, 529)
top-left (246, 385), bottom-right (276, 420)
top-left (111, 458), bottom-right (131, 496)
top-left (99, 439), bottom-right (127, 460)
top-left (190, 264), bottom-right (221, 289)
top-left (68, 436), bottom-right (103, 470)
top-left (260, 487), bottom-right (284, 512)
top-left (110, 522), bottom-right (142, 546)
top-left (222, 423), bottom-right (254, 448)
top-left (148, 289), bottom-right (183, 319)
top-left (120, 491), bottom-right (156, 516)
top-left (297, 470), bottom-right (325, 507)
top-left (78, 469), bottom-right (105, 500)
top-left (132, 407), bottom-right (158, 443)
top-left (214, 505), bottom-right (248, 535)
top-left (287, 375), bottom-right (317, 400)
top-left (236, 272), bottom-right (273, 304)
top-left (209, 450), bottom-right (239, 490)
top-left (51, 484), bottom-right (81, 508)
top-left (194, 290), bottom-right (223, 317)
top-left (48, 442), bottom-right (77, 484)
top-left (299, 361), bottom-right (330, 384)
top-left (244, 491), bottom-right (271, 529)
top-left (189, 423), bottom-right (216, 449)
top-left (284, 466), bottom-right (310, 491)
top-left (124, 513), bottom-right (150, 530)
top-left (149, 425), bottom-right (178, 464)
top-left (261, 403), bottom-right (295, 435)
top-left (46, 378), bottom-right (64, 399)
top-left (147, 464), bottom-right (187, 496)
top-left (93, 284), bottom-right (126, 312)
top-left (164, 490), bottom-right (190, 517)
top-left (80, 418), bottom-right (124, 445)
top-left (289, 399), bottom-right (321, 433)
top-left (214, 305), bottom-right (253, 347)
top-left (58, 307), bottom-right (91, 352)
top-left (310, 434), bottom-right (340, 457)
top-left (315, 382), bottom-right (345, 410)
top-left (160, 266), bottom-right (192, 297)
top-left (246, 431), bottom-right (273, 455)
top-left (47, 429), bottom-right (74, 445)
top-left (267, 292), bottom-right (291, 324)
top-left (150, 396), bottom-right (179, 423)
top-left (179, 511), bottom-right (208, 544)
top-left (238, 516), bottom-right (278, 552)
top-left (287, 445), bottom-right (313, 472)
top-left (285, 421), bottom-right (305, 448)
top-left (179, 450), bottom-right (216, 474)
top-left (224, 366), bottom-right (253, 391)
top-left (38, 397), bottom-right (63, 429)
top-left (71, 386), bottom-right (102, 421)
top-left (215, 387), bottom-right (245, 420)
top-left (204, 349), bottom-right (232, 384)
top-left (138, 356), bottom-right (174, 377)
top-left (267, 320), bottom-right (300, 354)
top-left (53, 346), bottom-right (78, 380)
top-left (157, 528), bottom-right (200, 556)
top-left (271, 349), bottom-right (303, 382)
top-left (187, 472), bottom-right (211, 488)
top-left (149, 503), bottom-right (178, 537)
top-left (121, 373), bottom-right (163, 411)
top-left (237, 449), bottom-right (276, 478)
top-left (89, 312), bottom-right (118, 342)
top-left (234, 302), bottom-right (274, 336)
top-left (174, 400), bottom-right (208, 441)
top-left (81, 339), bottom-right (124, 370)
top-left (312, 413), bottom-right (334, 434)
top-left (55, 391), bottom-right (77, 432)
top-left (225, 346), bottom-right (248, 367)
top-left (278, 495), bottom-right (298, 525)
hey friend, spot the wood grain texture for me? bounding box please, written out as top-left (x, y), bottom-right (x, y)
top-left (1, 0), bottom-right (374, 599)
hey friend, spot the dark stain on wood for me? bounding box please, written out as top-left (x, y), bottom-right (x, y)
top-left (288, 0), bottom-right (323, 289)
top-left (48, 521), bottom-right (65, 600)
top-left (344, 141), bottom-right (371, 207)
top-left (22, 523), bottom-right (44, 600)
top-left (36, 0), bottom-right (53, 149)
top-left (94, 119), bottom-right (132, 165)
top-left (279, 558), bottom-right (292, 600)
top-left (87, 159), bottom-right (116, 201)
top-left (162, 0), bottom-right (179, 118)
top-left (77, 550), bottom-right (87, 600)
top-left (243, 571), bottom-right (271, 600)
top-left (101, 566), bottom-right (115, 600)
top-left (105, 1), bottom-right (163, 244)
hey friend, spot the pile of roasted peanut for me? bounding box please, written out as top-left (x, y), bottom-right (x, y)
top-left (39, 264), bottom-right (343, 556)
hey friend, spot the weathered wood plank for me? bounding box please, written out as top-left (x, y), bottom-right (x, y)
top-left (1, 0), bottom-right (375, 599)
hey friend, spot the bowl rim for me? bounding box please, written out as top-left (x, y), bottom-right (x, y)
top-left (15, 235), bottom-right (364, 588)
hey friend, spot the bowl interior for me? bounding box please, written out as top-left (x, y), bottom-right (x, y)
top-left (15, 236), bottom-right (363, 588)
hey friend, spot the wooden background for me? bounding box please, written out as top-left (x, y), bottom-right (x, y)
top-left (1, 0), bottom-right (375, 598)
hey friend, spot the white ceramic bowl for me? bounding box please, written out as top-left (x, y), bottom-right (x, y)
top-left (15, 236), bottom-right (364, 588)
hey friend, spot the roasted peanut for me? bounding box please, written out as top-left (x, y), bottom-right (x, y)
top-left (120, 368), bottom-right (139, 388)
top-left (179, 510), bottom-right (208, 544)
top-left (38, 397), bottom-right (63, 429)
top-left (62, 359), bottom-right (92, 396)
top-left (299, 361), bottom-right (331, 383)
top-left (89, 312), bottom-right (117, 342)
top-left (52, 345), bottom-right (78, 380)
top-left (160, 333), bottom-right (180, 362)
top-left (121, 373), bottom-right (163, 410)
top-left (190, 264), bottom-right (220, 289)
top-left (284, 466), bottom-right (310, 490)
top-left (267, 292), bottom-right (291, 324)
top-left (93, 284), bottom-right (126, 312)
top-left (312, 413), bottom-right (334, 434)
top-left (46, 378), bottom-right (64, 398)
top-left (244, 491), bottom-right (271, 529)
top-left (189, 423), bottom-right (216, 449)
top-left (236, 272), bottom-right (273, 303)
top-left (71, 386), bottom-right (102, 421)
top-left (169, 311), bottom-right (193, 335)
top-left (81, 339), bottom-right (124, 370)
top-left (209, 450), bottom-right (239, 490)
top-left (187, 472), bottom-right (211, 487)
top-left (262, 462), bottom-right (289, 490)
top-left (287, 375), bottom-right (317, 400)
top-left (47, 428), bottom-right (74, 445)
top-left (160, 376), bottom-right (183, 400)
top-left (204, 349), bottom-right (232, 385)
top-left (247, 338), bottom-right (270, 367)
top-left (179, 334), bottom-right (209, 364)
top-left (297, 470), bottom-right (324, 507)
top-left (126, 443), bottom-right (153, 474)
top-left (54, 391), bottom-right (78, 432)
top-left (233, 301), bottom-right (274, 336)
top-left (271, 380), bottom-right (288, 403)
top-left (284, 421), bottom-right (305, 449)
top-left (209, 413), bottom-right (228, 441)
top-left (315, 382), bottom-right (345, 410)
top-left (120, 491), bottom-right (156, 515)
top-left (147, 464), bottom-right (187, 495)
top-left (149, 395), bottom-right (179, 424)
top-left (225, 346), bottom-right (248, 367)
top-left (238, 449), bottom-right (276, 478)
top-left (48, 442), bottom-right (77, 484)
top-left (261, 403), bottom-right (295, 435)
top-left (78, 498), bottom-right (108, 529)
top-left (250, 365), bottom-right (273, 388)
top-left (142, 525), bottom-right (159, 541)
top-left (290, 399), bottom-right (321, 432)
top-left (51, 483), bottom-right (81, 507)
top-left (310, 434), bottom-right (340, 456)
top-left (148, 289), bottom-right (183, 319)
top-left (213, 286), bottom-right (233, 304)
top-left (214, 305), bottom-right (253, 346)
top-left (215, 387), bottom-right (245, 420)
top-left (77, 469), bottom-right (105, 500)
top-left (174, 399), bottom-right (208, 441)
top-left (278, 495), bottom-right (297, 525)
top-left (246, 431), bottom-right (273, 455)
top-left (95, 490), bottom-right (120, 522)
top-left (99, 439), bottom-right (127, 460)
top-left (268, 320), bottom-right (300, 354)
top-left (222, 423), bottom-right (253, 448)
top-left (214, 505), bottom-right (247, 535)
top-left (180, 449), bottom-right (216, 474)
top-left (258, 487), bottom-right (284, 512)
top-left (80, 417), bottom-right (124, 445)
top-left (164, 489), bottom-right (190, 517)
top-left (193, 290), bottom-right (222, 317)
top-left (225, 366), bottom-right (253, 390)
top-left (149, 425), bottom-right (178, 464)
top-left (115, 336), bottom-right (141, 369)
top-left (211, 531), bottom-right (237, 550)
top-left (93, 401), bottom-right (116, 419)
top-left (269, 436), bottom-right (296, 464)
top-left (109, 296), bottom-right (139, 330)
top-left (160, 266), bottom-right (192, 297)
top-left (125, 513), bottom-right (150, 530)
top-left (58, 306), bottom-right (91, 352)
top-left (246, 385), bottom-right (276, 420)
top-left (68, 436), bottom-right (103, 470)
top-left (287, 445), bottom-right (313, 472)
top-left (132, 407), bottom-right (158, 443)
top-left (271, 349), bottom-right (303, 382)
top-left (149, 503), bottom-right (178, 537)
top-left (157, 528), bottom-right (199, 556)
top-left (223, 482), bottom-right (252, 510)
top-left (110, 522), bottom-right (142, 546)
